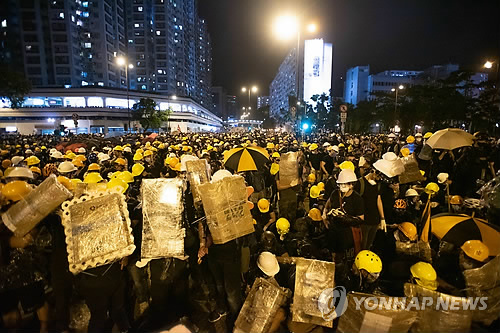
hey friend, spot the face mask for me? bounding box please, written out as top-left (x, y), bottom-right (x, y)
top-left (339, 184), bottom-right (351, 193)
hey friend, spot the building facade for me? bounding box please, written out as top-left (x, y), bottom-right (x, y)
top-left (211, 86), bottom-right (226, 119)
top-left (0, 87), bottom-right (222, 134)
top-left (257, 96), bottom-right (270, 109)
top-left (269, 38), bottom-right (333, 119)
top-left (343, 65), bottom-right (370, 106)
top-left (368, 70), bottom-right (422, 95)
top-left (1, 0), bottom-right (212, 107)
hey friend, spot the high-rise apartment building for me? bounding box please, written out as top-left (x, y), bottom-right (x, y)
top-left (257, 96), bottom-right (270, 109)
top-left (1, 0), bottom-right (212, 106)
top-left (269, 39), bottom-right (332, 119)
top-left (343, 65), bottom-right (370, 106)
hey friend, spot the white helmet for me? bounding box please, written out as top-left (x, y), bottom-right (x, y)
top-left (50, 148), bottom-right (57, 154)
top-left (212, 169), bottom-right (232, 183)
top-left (11, 156), bottom-right (24, 165)
top-left (323, 142), bottom-right (331, 147)
top-left (25, 149), bottom-right (33, 155)
top-left (50, 151), bottom-right (64, 159)
top-left (78, 147), bottom-right (86, 153)
top-left (437, 173), bottom-right (449, 184)
top-left (337, 169), bottom-right (357, 184)
top-left (405, 189), bottom-right (419, 197)
top-left (5, 167), bottom-right (34, 179)
top-left (124, 147), bottom-right (132, 153)
top-left (57, 161), bottom-right (77, 173)
top-left (99, 153), bottom-right (110, 162)
top-left (257, 251), bottom-right (280, 277)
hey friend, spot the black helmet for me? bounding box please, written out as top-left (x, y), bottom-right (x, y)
top-left (88, 153), bottom-right (98, 163)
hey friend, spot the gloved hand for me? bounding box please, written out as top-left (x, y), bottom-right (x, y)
top-left (379, 218), bottom-right (387, 232)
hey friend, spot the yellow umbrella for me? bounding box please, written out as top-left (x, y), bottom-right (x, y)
top-left (223, 146), bottom-right (269, 172)
top-left (431, 213), bottom-right (500, 256)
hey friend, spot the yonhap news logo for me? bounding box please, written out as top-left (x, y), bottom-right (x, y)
top-left (317, 286), bottom-right (348, 320)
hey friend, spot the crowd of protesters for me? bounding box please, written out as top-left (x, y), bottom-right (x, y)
top-left (0, 129), bottom-right (499, 333)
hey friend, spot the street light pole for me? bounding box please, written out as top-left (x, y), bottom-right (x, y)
top-left (392, 85), bottom-right (404, 127)
top-left (125, 65), bottom-right (130, 133)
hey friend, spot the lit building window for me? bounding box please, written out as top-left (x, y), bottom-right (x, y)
top-left (59, 12), bottom-right (65, 19)
top-left (71, 15), bottom-right (75, 22)
top-left (141, 85), bottom-right (147, 90)
top-left (156, 31), bottom-right (161, 35)
top-left (1, 20), bottom-right (7, 28)
top-left (84, 42), bottom-right (91, 48)
top-left (98, 82), bottom-right (104, 86)
top-left (83, 2), bottom-right (89, 7)
top-left (25, 45), bottom-right (32, 51)
top-left (134, 23), bottom-right (139, 28)
top-left (83, 12), bottom-right (89, 17)
top-left (81, 81), bottom-right (88, 86)
top-left (137, 6), bottom-right (143, 12)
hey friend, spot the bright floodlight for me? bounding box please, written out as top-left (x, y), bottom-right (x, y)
top-left (171, 95), bottom-right (177, 100)
top-left (248, 107), bottom-right (252, 110)
top-left (128, 64), bottom-right (134, 69)
top-left (241, 87), bottom-right (247, 92)
top-left (302, 123), bottom-right (309, 130)
top-left (273, 15), bottom-right (298, 40)
top-left (307, 23), bottom-right (317, 33)
top-left (251, 86), bottom-right (258, 92)
top-left (398, 85), bottom-right (405, 90)
top-left (391, 88), bottom-right (396, 92)
top-left (484, 61), bottom-right (493, 69)
top-left (115, 56), bottom-right (126, 66)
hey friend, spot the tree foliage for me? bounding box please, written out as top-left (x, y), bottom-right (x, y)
top-left (0, 67), bottom-right (32, 108)
top-left (131, 98), bottom-right (171, 132)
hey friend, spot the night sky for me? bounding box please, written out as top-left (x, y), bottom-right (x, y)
top-left (198, 0), bottom-right (499, 98)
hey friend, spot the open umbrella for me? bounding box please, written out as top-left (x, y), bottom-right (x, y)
top-left (431, 213), bottom-right (500, 256)
top-left (426, 128), bottom-right (474, 150)
top-left (223, 146), bottom-right (269, 172)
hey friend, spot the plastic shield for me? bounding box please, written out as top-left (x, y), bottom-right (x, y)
top-left (234, 278), bottom-right (290, 333)
top-left (186, 159), bottom-right (210, 208)
top-left (280, 152), bottom-right (299, 187)
top-left (404, 283), bottom-right (472, 333)
top-left (61, 192), bottom-right (135, 274)
top-left (198, 175), bottom-right (254, 244)
top-left (2, 174), bottom-right (73, 237)
top-left (463, 255), bottom-right (500, 325)
top-left (292, 258), bottom-right (335, 327)
top-left (395, 241), bottom-right (432, 263)
top-left (337, 292), bottom-right (418, 333)
top-left (141, 178), bottom-right (185, 259)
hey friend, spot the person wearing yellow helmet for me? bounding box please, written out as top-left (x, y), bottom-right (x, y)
top-left (113, 157), bottom-right (127, 171)
top-left (83, 172), bottom-right (104, 184)
top-left (253, 198), bottom-right (277, 238)
top-left (342, 250), bottom-right (383, 293)
top-left (410, 262), bottom-right (438, 291)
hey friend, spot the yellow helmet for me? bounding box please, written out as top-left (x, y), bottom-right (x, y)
top-left (424, 182), bottom-right (439, 195)
top-left (2, 181), bottom-right (32, 201)
top-left (136, 141), bottom-right (141, 146)
top-left (84, 173), bottom-right (104, 184)
top-left (118, 171), bottom-right (134, 183)
top-left (257, 198), bottom-right (270, 213)
top-left (317, 182), bottom-right (325, 191)
top-left (355, 250), bottom-right (382, 274)
top-left (168, 157), bottom-right (180, 169)
top-left (309, 143), bottom-right (318, 151)
top-left (65, 152), bottom-right (76, 160)
top-left (276, 218), bottom-right (290, 236)
top-left (131, 163), bottom-right (145, 177)
top-left (339, 161), bottom-right (355, 171)
top-left (26, 156), bottom-right (40, 166)
top-left (301, 142), bottom-right (309, 148)
top-left (308, 208), bottom-right (322, 222)
top-left (307, 173), bottom-right (316, 183)
top-left (272, 152), bottom-right (280, 158)
top-left (29, 166), bottom-right (42, 175)
top-left (410, 262), bottom-right (438, 290)
top-left (113, 145), bottom-right (123, 151)
top-left (136, 148), bottom-right (144, 154)
top-left (114, 158), bottom-right (127, 166)
top-left (70, 178), bottom-right (82, 186)
top-left (72, 159), bottom-right (84, 168)
top-left (133, 153), bottom-right (143, 161)
top-left (75, 155), bottom-right (87, 162)
top-left (397, 222), bottom-right (418, 241)
top-left (172, 162), bottom-right (182, 172)
top-left (406, 135), bottom-right (415, 144)
top-left (400, 147), bottom-right (410, 157)
top-left (449, 195), bottom-right (463, 205)
top-left (107, 178), bottom-right (128, 193)
top-left (88, 163), bottom-right (101, 171)
top-left (310, 185), bottom-right (321, 199)
top-left (423, 132), bottom-right (433, 139)
top-left (461, 240), bottom-right (489, 262)
top-left (338, 143), bottom-right (345, 148)
top-left (266, 142), bottom-right (275, 149)
top-left (57, 176), bottom-right (74, 191)
top-left (270, 163), bottom-right (279, 175)
top-left (143, 150), bottom-right (153, 157)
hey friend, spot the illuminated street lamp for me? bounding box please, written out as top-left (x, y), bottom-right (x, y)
top-left (484, 61), bottom-right (493, 69)
top-left (391, 85), bottom-right (405, 127)
top-left (241, 85), bottom-right (258, 111)
top-left (273, 15), bottom-right (318, 111)
top-left (115, 56), bottom-right (134, 132)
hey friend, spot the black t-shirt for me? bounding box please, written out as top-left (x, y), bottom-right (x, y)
top-left (328, 189), bottom-right (364, 217)
top-left (308, 152), bottom-right (323, 170)
top-left (354, 178), bottom-right (380, 225)
top-left (321, 154), bottom-right (335, 174)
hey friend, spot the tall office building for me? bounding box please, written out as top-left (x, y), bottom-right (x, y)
top-left (257, 96), bottom-right (270, 109)
top-left (344, 65), bottom-right (370, 106)
top-left (211, 86), bottom-right (226, 119)
top-left (269, 39), bottom-right (332, 119)
top-left (368, 69), bottom-right (422, 95)
top-left (1, 0), bottom-right (211, 106)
